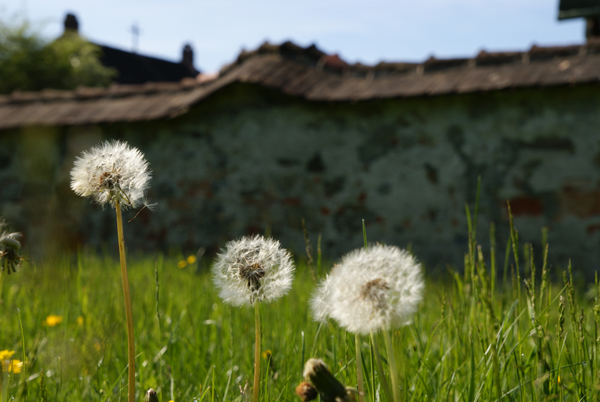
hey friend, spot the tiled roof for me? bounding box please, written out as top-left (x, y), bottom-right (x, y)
top-left (97, 44), bottom-right (198, 85)
top-left (1, 40), bottom-right (600, 129)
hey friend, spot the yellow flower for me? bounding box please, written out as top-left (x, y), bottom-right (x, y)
top-left (262, 349), bottom-right (272, 359)
top-left (8, 359), bottom-right (22, 373)
top-left (0, 350), bottom-right (15, 360)
top-left (44, 315), bottom-right (63, 327)
top-left (186, 255), bottom-right (196, 264)
top-left (177, 260), bottom-right (187, 269)
top-left (1, 358), bottom-right (22, 374)
top-left (77, 316), bottom-right (84, 326)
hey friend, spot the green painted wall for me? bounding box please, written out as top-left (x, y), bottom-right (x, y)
top-left (2, 83), bottom-right (600, 271)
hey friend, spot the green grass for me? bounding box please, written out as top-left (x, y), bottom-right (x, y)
top-left (0, 229), bottom-right (599, 402)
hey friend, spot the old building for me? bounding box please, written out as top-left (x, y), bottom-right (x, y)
top-left (1, 40), bottom-right (600, 271)
top-left (62, 13), bottom-right (199, 84)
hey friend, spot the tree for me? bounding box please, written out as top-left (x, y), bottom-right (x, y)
top-left (0, 19), bottom-right (116, 94)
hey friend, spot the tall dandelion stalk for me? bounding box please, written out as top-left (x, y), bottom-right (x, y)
top-left (71, 140), bottom-right (152, 402)
top-left (311, 245), bottom-right (423, 401)
top-left (213, 235), bottom-right (295, 402)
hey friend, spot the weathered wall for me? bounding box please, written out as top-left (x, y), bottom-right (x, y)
top-left (2, 83), bottom-right (600, 270)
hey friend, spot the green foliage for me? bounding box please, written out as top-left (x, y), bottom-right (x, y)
top-left (0, 241), bottom-right (598, 402)
top-left (0, 19), bottom-right (116, 94)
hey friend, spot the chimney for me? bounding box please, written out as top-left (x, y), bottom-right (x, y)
top-left (182, 43), bottom-right (197, 73)
top-left (586, 16), bottom-right (600, 41)
top-left (64, 13), bottom-right (79, 33)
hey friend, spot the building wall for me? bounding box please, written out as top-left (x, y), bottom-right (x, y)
top-left (2, 83), bottom-right (600, 271)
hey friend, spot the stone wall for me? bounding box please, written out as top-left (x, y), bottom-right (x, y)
top-left (2, 83), bottom-right (600, 271)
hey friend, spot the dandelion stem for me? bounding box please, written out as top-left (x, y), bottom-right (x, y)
top-left (115, 200), bottom-right (136, 402)
top-left (253, 301), bottom-right (261, 402)
top-left (383, 330), bottom-right (401, 402)
top-left (371, 333), bottom-right (393, 402)
top-left (355, 333), bottom-right (365, 402)
top-left (0, 270), bottom-right (4, 304)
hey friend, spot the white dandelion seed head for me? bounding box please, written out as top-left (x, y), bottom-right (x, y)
top-left (328, 244), bottom-right (424, 335)
top-left (310, 272), bottom-right (335, 323)
top-left (212, 234), bottom-right (295, 306)
top-left (0, 220), bottom-right (21, 251)
top-left (70, 140), bottom-right (152, 210)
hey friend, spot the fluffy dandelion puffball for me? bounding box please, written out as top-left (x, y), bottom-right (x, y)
top-left (70, 140), bottom-right (151, 209)
top-left (0, 223), bottom-right (21, 251)
top-left (0, 219), bottom-right (23, 274)
top-left (212, 235), bottom-right (295, 306)
top-left (327, 245), bottom-right (423, 335)
top-left (310, 273), bottom-right (334, 322)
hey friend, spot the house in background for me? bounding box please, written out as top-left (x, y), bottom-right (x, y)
top-left (2, 7), bottom-right (600, 272)
top-left (62, 13), bottom-right (199, 85)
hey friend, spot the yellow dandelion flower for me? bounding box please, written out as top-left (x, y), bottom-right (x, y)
top-left (558, 375), bottom-right (561, 384)
top-left (9, 359), bottom-right (22, 373)
top-left (186, 255), bottom-right (196, 264)
top-left (262, 350), bottom-right (272, 359)
top-left (177, 260), bottom-right (187, 269)
top-left (93, 342), bottom-right (103, 351)
top-left (77, 316), bottom-right (84, 326)
top-left (44, 315), bottom-right (63, 327)
top-left (0, 350), bottom-right (15, 360)
top-left (1, 358), bottom-right (22, 373)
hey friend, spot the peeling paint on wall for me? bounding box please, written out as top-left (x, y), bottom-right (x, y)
top-left (2, 84), bottom-right (600, 272)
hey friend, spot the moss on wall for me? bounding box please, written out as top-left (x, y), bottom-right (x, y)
top-left (2, 84), bottom-right (600, 272)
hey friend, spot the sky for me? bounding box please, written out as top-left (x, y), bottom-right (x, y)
top-left (0, 0), bottom-right (586, 73)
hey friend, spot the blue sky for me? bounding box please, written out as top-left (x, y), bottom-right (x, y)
top-left (1, 0), bottom-right (585, 73)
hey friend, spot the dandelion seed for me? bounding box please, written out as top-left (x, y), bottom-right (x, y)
top-left (70, 140), bottom-right (152, 210)
top-left (212, 235), bottom-right (295, 306)
top-left (327, 244), bottom-right (424, 335)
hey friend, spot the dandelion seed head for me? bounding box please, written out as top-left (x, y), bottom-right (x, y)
top-left (0, 222), bottom-right (21, 251)
top-left (328, 244), bottom-right (424, 335)
top-left (0, 219), bottom-right (24, 274)
top-left (309, 272), bottom-right (335, 322)
top-left (212, 235), bottom-right (295, 306)
top-left (70, 140), bottom-right (152, 210)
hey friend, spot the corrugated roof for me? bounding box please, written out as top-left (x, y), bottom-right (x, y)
top-left (559, 0), bottom-right (600, 20)
top-left (2, 40), bottom-right (600, 130)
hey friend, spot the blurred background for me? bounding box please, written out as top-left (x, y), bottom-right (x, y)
top-left (0, 0), bottom-right (586, 74)
top-left (2, 0), bottom-right (600, 273)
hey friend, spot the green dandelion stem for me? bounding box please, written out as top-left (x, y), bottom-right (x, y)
top-left (383, 330), bottom-right (401, 402)
top-left (371, 332), bottom-right (393, 402)
top-left (253, 301), bottom-right (261, 402)
top-left (356, 333), bottom-right (365, 402)
top-left (115, 200), bottom-right (136, 402)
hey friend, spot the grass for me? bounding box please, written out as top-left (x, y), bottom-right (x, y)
top-left (0, 222), bottom-right (599, 402)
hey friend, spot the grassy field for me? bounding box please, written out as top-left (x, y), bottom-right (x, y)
top-left (0, 220), bottom-right (599, 402)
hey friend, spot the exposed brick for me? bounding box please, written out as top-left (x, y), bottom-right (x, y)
top-left (558, 188), bottom-right (600, 218)
top-left (507, 196), bottom-right (544, 217)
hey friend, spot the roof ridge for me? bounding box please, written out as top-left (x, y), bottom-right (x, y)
top-left (2, 40), bottom-right (600, 105)
top-left (219, 40), bottom-right (600, 78)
